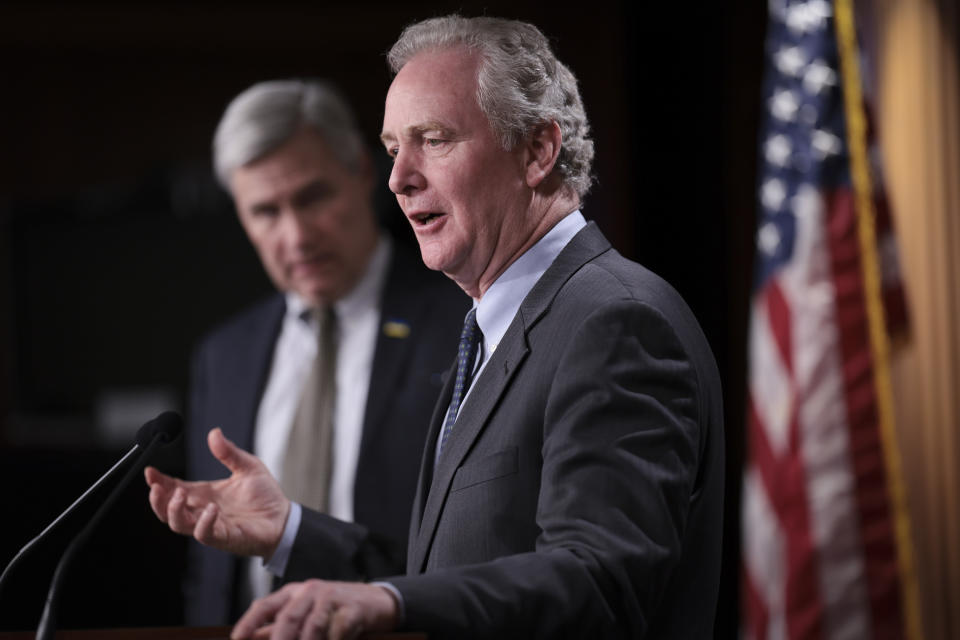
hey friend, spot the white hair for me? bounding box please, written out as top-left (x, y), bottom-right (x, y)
top-left (212, 79), bottom-right (365, 189)
top-left (387, 15), bottom-right (595, 199)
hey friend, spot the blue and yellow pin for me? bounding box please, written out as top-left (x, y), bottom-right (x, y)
top-left (382, 319), bottom-right (411, 339)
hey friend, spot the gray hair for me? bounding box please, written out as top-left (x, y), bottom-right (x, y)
top-left (213, 79), bottom-right (365, 190)
top-left (387, 15), bottom-right (594, 199)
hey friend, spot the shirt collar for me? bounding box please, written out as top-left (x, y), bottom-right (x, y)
top-left (474, 211), bottom-right (586, 355)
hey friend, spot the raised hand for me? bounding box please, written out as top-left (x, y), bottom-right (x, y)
top-left (144, 427), bottom-right (291, 558)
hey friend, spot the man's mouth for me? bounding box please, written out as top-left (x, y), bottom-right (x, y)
top-left (410, 211), bottom-right (445, 226)
top-left (290, 254), bottom-right (332, 274)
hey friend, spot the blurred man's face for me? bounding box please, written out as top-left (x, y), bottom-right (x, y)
top-left (381, 47), bottom-right (531, 297)
top-left (231, 127), bottom-right (378, 306)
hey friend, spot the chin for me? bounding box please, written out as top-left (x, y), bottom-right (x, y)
top-left (291, 285), bottom-right (333, 307)
top-left (415, 240), bottom-right (458, 274)
top-left (422, 255), bottom-right (459, 276)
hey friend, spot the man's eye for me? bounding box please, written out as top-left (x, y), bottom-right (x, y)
top-left (296, 183), bottom-right (334, 208)
top-left (426, 138), bottom-right (444, 147)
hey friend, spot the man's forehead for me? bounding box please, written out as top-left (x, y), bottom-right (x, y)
top-left (381, 50), bottom-right (481, 139)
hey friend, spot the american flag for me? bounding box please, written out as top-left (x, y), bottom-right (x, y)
top-left (741, 1), bottom-right (914, 638)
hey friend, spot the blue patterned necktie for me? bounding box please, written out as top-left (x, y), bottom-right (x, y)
top-left (438, 308), bottom-right (481, 455)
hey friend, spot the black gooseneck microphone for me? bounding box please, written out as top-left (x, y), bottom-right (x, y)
top-left (0, 411), bottom-right (182, 638)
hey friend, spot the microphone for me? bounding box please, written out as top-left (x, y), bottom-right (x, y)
top-left (0, 412), bottom-right (182, 635)
top-left (134, 410), bottom-right (183, 448)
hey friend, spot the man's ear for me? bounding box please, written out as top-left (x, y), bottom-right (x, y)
top-left (524, 121), bottom-right (562, 188)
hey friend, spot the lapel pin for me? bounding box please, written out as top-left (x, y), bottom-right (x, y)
top-left (382, 319), bottom-right (411, 339)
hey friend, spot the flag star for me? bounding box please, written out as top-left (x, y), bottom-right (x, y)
top-left (800, 104), bottom-right (819, 126)
top-left (786, 0), bottom-right (831, 35)
top-left (758, 222), bottom-right (782, 255)
top-left (765, 134), bottom-right (793, 167)
top-left (770, 89), bottom-right (800, 122)
top-left (774, 46), bottom-right (807, 77)
top-left (791, 183), bottom-right (820, 221)
top-left (803, 58), bottom-right (837, 95)
top-left (811, 129), bottom-right (842, 158)
top-left (761, 178), bottom-right (787, 212)
top-left (808, 0), bottom-right (833, 19)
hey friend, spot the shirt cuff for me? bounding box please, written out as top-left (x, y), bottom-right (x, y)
top-left (371, 581), bottom-right (405, 627)
top-left (264, 501), bottom-right (302, 576)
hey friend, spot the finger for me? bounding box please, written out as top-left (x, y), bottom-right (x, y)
top-left (250, 624), bottom-right (274, 640)
top-left (302, 604), bottom-right (334, 640)
top-left (193, 502), bottom-right (219, 546)
top-left (148, 483), bottom-right (170, 524)
top-left (232, 623), bottom-right (274, 640)
top-left (144, 465), bottom-right (177, 490)
top-left (208, 427), bottom-right (262, 475)
top-left (166, 487), bottom-right (198, 535)
top-left (233, 589), bottom-right (292, 639)
top-left (328, 604), bottom-right (363, 640)
top-left (274, 582), bottom-right (326, 640)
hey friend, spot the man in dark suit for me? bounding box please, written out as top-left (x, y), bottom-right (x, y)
top-left (146, 17), bottom-right (724, 639)
top-left (181, 79), bottom-right (467, 624)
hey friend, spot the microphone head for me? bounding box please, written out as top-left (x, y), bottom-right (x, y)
top-left (136, 411), bottom-right (184, 448)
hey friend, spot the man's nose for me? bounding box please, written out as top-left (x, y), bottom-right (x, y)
top-left (278, 208), bottom-right (315, 247)
top-left (388, 151), bottom-right (426, 196)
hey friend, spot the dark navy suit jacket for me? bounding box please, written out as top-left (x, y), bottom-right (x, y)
top-left (183, 243), bottom-right (468, 624)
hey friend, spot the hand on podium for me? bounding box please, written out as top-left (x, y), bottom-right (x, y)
top-left (144, 427), bottom-right (291, 559)
top-left (232, 580), bottom-right (399, 640)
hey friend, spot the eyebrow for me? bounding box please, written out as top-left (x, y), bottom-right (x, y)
top-left (380, 121), bottom-right (456, 146)
top-left (247, 178), bottom-right (332, 213)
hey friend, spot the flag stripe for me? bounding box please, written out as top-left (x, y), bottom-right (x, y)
top-left (742, 1), bottom-right (914, 638)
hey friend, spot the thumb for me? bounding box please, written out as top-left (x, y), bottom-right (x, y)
top-left (207, 427), bottom-right (260, 475)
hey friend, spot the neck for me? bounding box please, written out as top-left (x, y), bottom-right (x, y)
top-left (461, 192), bottom-right (579, 300)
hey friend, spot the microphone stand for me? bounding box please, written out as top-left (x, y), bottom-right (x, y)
top-left (35, 432), bottom-right (166, 640)
top-left (0, 447), bottom-right (141, 598)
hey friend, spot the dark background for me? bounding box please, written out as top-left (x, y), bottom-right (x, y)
top-left (0, 1), bottom-right (765, 636)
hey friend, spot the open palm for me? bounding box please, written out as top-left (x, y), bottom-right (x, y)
top-left (145, 427), bottom-right (291, 558)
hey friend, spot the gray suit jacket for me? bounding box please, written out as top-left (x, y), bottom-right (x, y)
top-left (291, 223), bottom-right (724, 638)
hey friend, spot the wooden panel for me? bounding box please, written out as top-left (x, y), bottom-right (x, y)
top-left (875, 1), bottom-right (960, 638)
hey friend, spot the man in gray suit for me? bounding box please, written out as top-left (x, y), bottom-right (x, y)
top-left (145, 15), bottom-right (724, 639)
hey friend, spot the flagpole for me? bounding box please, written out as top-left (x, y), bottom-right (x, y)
top-left (833, 1), bottom-right (922, 637)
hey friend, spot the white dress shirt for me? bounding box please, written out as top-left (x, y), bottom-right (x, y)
top-left (248, 234), bottom-right (392, 600)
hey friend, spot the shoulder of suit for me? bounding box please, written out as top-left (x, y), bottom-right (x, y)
top-left (556, 249), bottom-right (690, 317)
top-left (194, 292), bottom-right (285, 352)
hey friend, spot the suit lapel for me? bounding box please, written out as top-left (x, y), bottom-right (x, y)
top-left (359, 248), bottom-right (421, 451)
top-left (410, 324), bottom-right (529, 572)
top-left (408, 222), bottom-right (613, 571)
top-left (406, 357), bottom-right (457, 560)
top-left (226, 295), bottom-right (285, 451)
